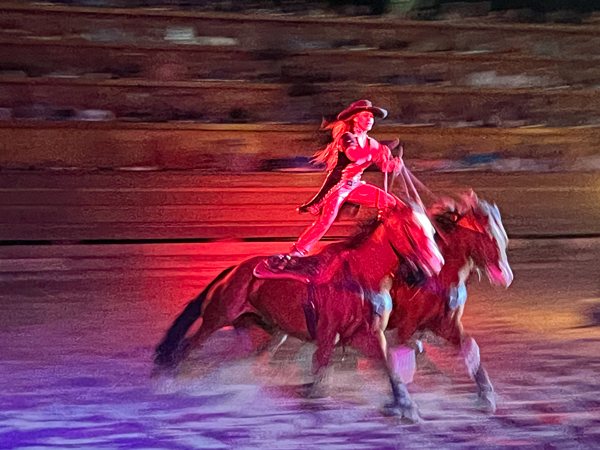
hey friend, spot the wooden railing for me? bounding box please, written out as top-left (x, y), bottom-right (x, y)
top-left (2, 2), bottom-right (600, 55)
top-left (1, 37), bottom-right (599, 86)
top-left (2, 77), bottom-right (600, 126)
top-left (1, 171), bottom-right (599, 241)
top-left (1, 121), bottom-right (599, 169)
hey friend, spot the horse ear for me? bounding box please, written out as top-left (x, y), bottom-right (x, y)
top-left (459, 189), bottom-right (479, 215)
top-left (459, 189), bottom-right (478, 209)
top-left (429, 197), bottom-right (456, 216)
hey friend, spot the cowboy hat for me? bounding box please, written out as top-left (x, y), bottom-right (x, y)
top-left (337, 100), bottom-right (387, 121)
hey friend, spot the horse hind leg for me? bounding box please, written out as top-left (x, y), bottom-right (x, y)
top-left (474, 365), bottom-right (496, 413)
top-left (255, 330), bottom-right (288, 358)
top-left (162, 309), bottom-right (229, 373)
top-left (184, 301), bottom-right (232, 354)
top-left (233, 313), bottom-right (288, 358)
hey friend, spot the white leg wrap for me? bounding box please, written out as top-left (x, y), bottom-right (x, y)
top-left (391, 346), bottom-right (416, 384)
top-left (459, 337), bottom-right (480, 378)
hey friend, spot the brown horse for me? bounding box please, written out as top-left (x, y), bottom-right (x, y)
top-left (154, 201), bottom-right (443, 421)
top-left (388, 192), bottom-right (513, 413)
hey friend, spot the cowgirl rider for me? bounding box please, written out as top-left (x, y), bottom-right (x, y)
top-left (271, 100), bottom-right (404, 269)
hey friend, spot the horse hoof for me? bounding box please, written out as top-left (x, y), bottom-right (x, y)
top-left (386, 408), bottom-right (422, 424)
top-left (300, 382), bottom-right (325, 399)
top-left (383, 401), bottom-right (422, 423)
top-left (478, 392), bottom-right (497, 414)
top-left (400, 405), bottom-right (422, 424)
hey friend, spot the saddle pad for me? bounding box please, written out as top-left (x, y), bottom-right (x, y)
top-left (253, 258), bottom-right (312, 284)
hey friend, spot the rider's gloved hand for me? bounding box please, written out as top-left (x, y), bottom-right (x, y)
top-left (382, 157), bottom-right (403, 174)
top-left (391, 156), bottom-right (404, 174)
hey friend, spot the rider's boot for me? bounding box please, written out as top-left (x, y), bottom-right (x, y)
top-left (267, 245), bottom-right (305, 271)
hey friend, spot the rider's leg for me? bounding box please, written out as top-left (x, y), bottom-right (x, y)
top-left (346, 183), bottom-right (397, 209)
top-left (268, 188), bottom-right (350, 271)
top-left (292, 188), bottom-right (350, 256)
top-left (275, 183), bottom-right (393, 268)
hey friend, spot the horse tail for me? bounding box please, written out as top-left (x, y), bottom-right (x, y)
top-left (154, 265), bottom-right (235, 367)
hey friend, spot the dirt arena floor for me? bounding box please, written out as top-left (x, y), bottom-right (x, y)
top-left (1, 239), bottom-right (599, 449)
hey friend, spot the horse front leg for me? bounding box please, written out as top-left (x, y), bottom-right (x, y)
top-left (438, 308), bottom-right (496, 413)
top-left (459, 336), bottom-right (496, 413)
top-left (348, 327), bottom-right (421, 423)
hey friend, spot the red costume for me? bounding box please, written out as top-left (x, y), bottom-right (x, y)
top-left (292, 100), bottom-right (403, 256)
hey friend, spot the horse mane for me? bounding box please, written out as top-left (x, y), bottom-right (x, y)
top-left (331, 194), bottom-right (498, 253)
top-left (342, 216), bottom-right (382, 250)
top-left (429, 194), bottom-right (497, 236)
top-left (429, 198), bottom-right (460, 234)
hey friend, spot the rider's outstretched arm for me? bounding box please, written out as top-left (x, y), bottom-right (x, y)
top-left (373, 140), bottom-right (403, 173)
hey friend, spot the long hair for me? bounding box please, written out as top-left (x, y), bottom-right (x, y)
top-left (312, 118), bottom-right (354, 172)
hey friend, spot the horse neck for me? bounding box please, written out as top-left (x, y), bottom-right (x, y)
top-left (437, 234), bottom-right (472, 286)
top-left (347, 226), bottom-right (398, 291)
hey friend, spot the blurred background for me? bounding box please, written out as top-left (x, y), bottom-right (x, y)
top-left (2, 1), bottom-right (600, 449)
top-left (2, 0), bottom-right (600, 241)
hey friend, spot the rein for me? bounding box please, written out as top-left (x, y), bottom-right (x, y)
top-left (384, 142), bottom-right (435, 209)
top-left (390, 165), bottom-right (453, 245)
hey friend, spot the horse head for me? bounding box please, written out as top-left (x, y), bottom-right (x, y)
top-left (433, 191), bottom-right (513, 287)
top-left (380, 201), bottom-right (444, 277)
